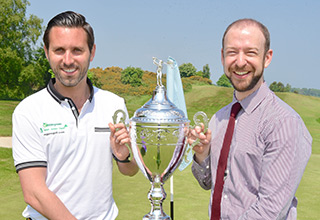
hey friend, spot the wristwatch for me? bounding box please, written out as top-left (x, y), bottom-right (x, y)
top-left (112, 153), bottom-right (131, 163)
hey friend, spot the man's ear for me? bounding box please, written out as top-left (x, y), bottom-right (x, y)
top-left (221, 48), bottom-right (225, 65)
top-left (44, 45), bottom-right (49, 60)
top-left (264, 49), bottom-right (273, 68)
top-left (90, 44), bottom-right (96, 62)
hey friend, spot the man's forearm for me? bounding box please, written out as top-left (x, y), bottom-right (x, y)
top-left (19, 168), bottom-right (77, 220)
top-left (117, 159), bottom-right (139, 176)
top-left (26, 188), bottom-right (77, 220)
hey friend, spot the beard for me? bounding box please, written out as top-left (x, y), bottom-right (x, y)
top-left (227, 70), bottom-right (264, 92)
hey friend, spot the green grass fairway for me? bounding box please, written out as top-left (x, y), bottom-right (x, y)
top-left (1, 147), bottom-right (319, 219)
top-left (295, 154), bottom-right (320, 220)
top-left (0, 148), bottom-right (25, 219)
top-left (0, 100), bottom-right (19, 136)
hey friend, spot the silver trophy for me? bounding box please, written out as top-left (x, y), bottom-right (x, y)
top-left (130, 58), bottom-right (190, 219)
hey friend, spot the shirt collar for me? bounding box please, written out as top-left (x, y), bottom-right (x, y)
top-left (47, 78), bottom-right (94, 104)
top-left (233, 82), bottom-right (270, 115)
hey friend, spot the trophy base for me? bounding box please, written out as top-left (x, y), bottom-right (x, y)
top-left (143, 210), bottom-right (171, 220)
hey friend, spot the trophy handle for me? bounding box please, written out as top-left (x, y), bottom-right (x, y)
top-left (180, 111), bottom-right (208, 166)
top-left (112, 109), bottom-right (127, 125)
top-left (190, 111), bottom-right (208, 148)
top-left (112, 109), bottom-right (132, 159)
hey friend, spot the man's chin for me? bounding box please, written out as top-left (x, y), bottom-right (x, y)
top-left (58, 78), bottom-right (78, 87)
top-left (230, 74), bottom-right (263, 93)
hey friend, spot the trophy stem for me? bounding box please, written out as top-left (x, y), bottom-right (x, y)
top-left (143, 175), bottom-right (170, 220)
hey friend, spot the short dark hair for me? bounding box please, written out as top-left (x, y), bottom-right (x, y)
top-left (43, 11), bottom-right (95, 52)
top-left (222, 18), bottom-right (270, 55)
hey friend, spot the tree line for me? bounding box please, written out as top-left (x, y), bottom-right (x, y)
top-left (269, 81), bottom-right (320, 97)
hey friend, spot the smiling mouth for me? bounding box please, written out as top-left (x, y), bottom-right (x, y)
top-left (62, 68), bottom-right (77, 74)
top-left (235, 71), bottom-right (249, 76)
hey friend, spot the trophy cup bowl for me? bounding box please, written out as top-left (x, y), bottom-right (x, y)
top-left (130, 83), bottom-right (189, 220)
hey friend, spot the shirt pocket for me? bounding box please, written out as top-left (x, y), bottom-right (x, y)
top-left (94, 127), bottom-right (111, 132)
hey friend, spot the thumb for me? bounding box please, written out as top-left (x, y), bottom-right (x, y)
top-left (205, 128), bottom-right (212, 141)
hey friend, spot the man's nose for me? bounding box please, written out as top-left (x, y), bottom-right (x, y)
top-left (63, 51), bottom-right (74, 66)
top-left (235, 52), bottom-right (247, 68)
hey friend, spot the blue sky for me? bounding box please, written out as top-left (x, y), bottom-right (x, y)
top-left (27, 0), bottom-right (320, 89)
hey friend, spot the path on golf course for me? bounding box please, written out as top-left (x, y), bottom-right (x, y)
top-left (0, 137), bottom-right (12, 148)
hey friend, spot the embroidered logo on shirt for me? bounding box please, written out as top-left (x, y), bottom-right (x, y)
top-left (40, 123), bottom-right (68, 136)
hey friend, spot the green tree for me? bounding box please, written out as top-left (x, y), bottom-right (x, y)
top-left (195, 71), bottom-right (203, 77)
top-left (179, 63), bottom-right (197, 78)
top-left (19, 47), bottom-right (51, 96)
top-left (202, 64), bottom-right (210, 79)
top-left (216, 74), bottom-right (232, 88)
top-left (269, 81), bottom-right (289, 92)
top-left (0, 0), bottom-right (46, 99)
top-left (277, 82), bottom-right (285, 92)
top-left (121, 67), bottom-right (144, 87)
top-left (269, 81), bottom-right (278, 92)
top-left (285, 83), bottom-right (291, 92)
top-left (0, 47), bottom-right (24, 98)
top-left (0, 0), bottom-right (42, 61)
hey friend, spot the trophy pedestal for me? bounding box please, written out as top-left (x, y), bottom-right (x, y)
top-left (143, 175), bottom-right (170, 220)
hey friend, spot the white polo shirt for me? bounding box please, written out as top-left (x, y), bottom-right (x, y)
top-left (12, 78), bottom-right (128, 220)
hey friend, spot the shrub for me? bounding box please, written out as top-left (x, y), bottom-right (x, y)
top-left (121, 67), bottom-right (143, 87)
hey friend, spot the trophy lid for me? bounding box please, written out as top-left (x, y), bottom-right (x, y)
top-left (131, 57), bottom-right (189, 124)
top-left (131, 85), bottom-right (189, 124)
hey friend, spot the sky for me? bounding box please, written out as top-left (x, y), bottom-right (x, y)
top-left (26, 0), bottom-right (320, 89)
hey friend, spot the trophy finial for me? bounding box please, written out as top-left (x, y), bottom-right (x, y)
top-left (152, 57), bottom-right (164, 87)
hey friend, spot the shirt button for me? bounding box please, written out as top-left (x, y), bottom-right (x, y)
top-left (224, 195), bottom-right (228, 199)
top-left (206, 165), bottom-right (209, 169)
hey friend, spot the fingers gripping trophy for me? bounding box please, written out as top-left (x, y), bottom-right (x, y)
top-left (130, 58), bottom-right (190, 220)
